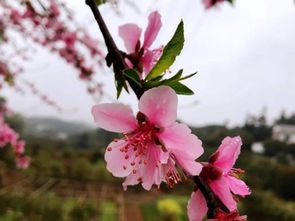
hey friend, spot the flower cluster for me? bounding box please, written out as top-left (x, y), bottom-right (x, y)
top-left (0, 0), bottom-right (105, 100)
top-left (91, 9), bottom-right (250, 221)
top-left (0, 105), bottom-right (30, 169)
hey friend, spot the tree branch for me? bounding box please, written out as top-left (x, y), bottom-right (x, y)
top-left (85, 0), bottom-right (143, 99)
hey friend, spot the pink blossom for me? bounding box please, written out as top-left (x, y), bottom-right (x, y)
top-left (0, 112), bottom-right (29, 169)
top-left (49, 1), bottom-right (60, 17)
top-left (187, 137), bottom-right (250, 221)
top-left (203, 0), bottom-right (225, 9)
top-left (16, 156), bottom-right (31, 169)
top-left (92, 86), bottom-right (203, 190)
top-left (60, 32), bottom-right (77, 49)
top-left (119, 11), bottom-right (163, 78)
top-left (14, 140), bottom-right (25, 154)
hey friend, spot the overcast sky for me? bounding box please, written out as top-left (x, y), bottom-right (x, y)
top-left (3, 0), bottom-right (295, 127)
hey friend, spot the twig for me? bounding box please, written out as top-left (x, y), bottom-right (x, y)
top-left (85, 0), bottom-right (143, 99)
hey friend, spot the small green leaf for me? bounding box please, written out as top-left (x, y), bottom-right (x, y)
top-left (168, 69), bottom-right (183, 82)
top-left (164, 81), bottom-right (194, 95)
top-left (148, 75), bottom-right (164, 83)
top-left (179, 72), bottom-right (197, 81)
top-left (114, 68), bottom-right (128, 99)
top-left (146, 20), bottom-right (185, 81)
top-left (123, 69), bottom-right (141, 87)
top-left (95, 0), bottom-right (107, 6)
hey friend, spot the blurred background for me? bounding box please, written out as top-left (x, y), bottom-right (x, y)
top-left (0, 0), bottom-right (294, 220)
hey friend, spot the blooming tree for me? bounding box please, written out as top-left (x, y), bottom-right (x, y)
top-left (0, 0), bottom-right (108, 167)
top-left (88, 0), bottom-right (250, 220)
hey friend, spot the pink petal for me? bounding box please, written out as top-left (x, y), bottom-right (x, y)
top-left (143, 11), bottom-right (162, 48)
top-left (158, 123), bottom-right (204, 159)
top-left (226, 175), bottom-right (251, 197)
top-left (138, 86), bottom-right (177, 127)
top-left (105, 140), bottom-right (134, 177)
top-left (92, 103), bottom-right (137, 133)
top-left (209, 177), bottom-right (237, 211)
top-left (123, 172), bottom-right (141, 190)
top-left (170, 148), bottom-right (203, 176)
top-left (213, 137), bottom-right (242, 173)
top-left (119, 24), bottom-right (142, 53)
top-left (187, 190), bottom-right (208, 221)
top-left (141, 47), bottom-right (162, 74)
top-left (141, 143), bottom-right (164, 190)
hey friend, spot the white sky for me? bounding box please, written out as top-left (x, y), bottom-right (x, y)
top-left (3, 0), bottom-right (295, 127)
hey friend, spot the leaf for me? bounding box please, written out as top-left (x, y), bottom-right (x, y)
top-left (168, 69), bottom-right (183, 82)
top-left (146, 20), bottom-right (185, 81)
top-left (179, 72), bottom-right (197, 81)
top-left (95, 0), bottom-right (107, 6)
top-left (114, 68), bottom-right (128, 99)
top-left (164, 81), bottom-right (194, 95)
top-left (123, 69), bottom-right (141, 87)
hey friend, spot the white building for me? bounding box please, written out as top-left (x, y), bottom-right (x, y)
top-left (272, 124), bottom-right (295, 144)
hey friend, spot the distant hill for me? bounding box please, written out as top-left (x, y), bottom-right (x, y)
top-left (23, 117), bottom-right (92, 139)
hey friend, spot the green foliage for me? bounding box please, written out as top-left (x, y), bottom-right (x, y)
top-left (100, 202), bottom-right (117, 221)
top-left (141, 196), bottom-right (188, 221)
top-left (71, 158), bottom-right (93, 180)
top-left (264, 139), bottom-right (287, 157)
top-left (144, 69), bottom-right (196, 95)
top-left (244, 190), bottom-right (295, 221)
top-left (69, 203), bottom-right (97, 221)
top-left (146, 21), bottom-right (184, 81)
top-left (123, 69), bottom-right (142, 87)
top-left (157, 199), bottom-right (183, 216)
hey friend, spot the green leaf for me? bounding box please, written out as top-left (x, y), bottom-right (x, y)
top-left (164, 81), bottom-right (194, 95)
top-left (114, 68), bottom-right (128, 99)
top-left (168, 69), bottom-right (183, 82)
top-left (179, 72), bottom-right (197, 81)
top-left (95, 0), bottom-right (107, 6)
top-left (146, 20), bottom-right (185, 81)
top-left (123, 69), bottom-right (141, 87)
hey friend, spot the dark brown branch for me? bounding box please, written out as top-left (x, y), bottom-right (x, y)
top-left (85, 0), bottom-right (143, 99)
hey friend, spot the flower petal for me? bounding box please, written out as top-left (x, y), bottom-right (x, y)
top-left (158, 123), bottom-right (204, 159)
top-left (143, 11), bottom-right (162, 48)
top-left (142, 143), bottom-right (166, 190)
top-left (187, 190), bottom-right (208, 221)
top-left (142, 47), bottom-right (162, 74)
top-left (92, 103), bottom-right (137, 133)
top-left (105, 140), bottom-right (134, 177)
top-left (226, 175), bottom-right (251, 197)
top-left (141, 143), bottom-right (164, 190)
top-left (139, 86), bottom-right (177, 127)
top-left (213, 136), bottom-right (242, 173)
top-left (119, 24), bottom-right (142, 53)
top-left (123, 173), bottom-right (141, 190)
top-left (209, 177), bottom-right (237, 211)
top-left (170, 148), bottom-right (203, 175)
